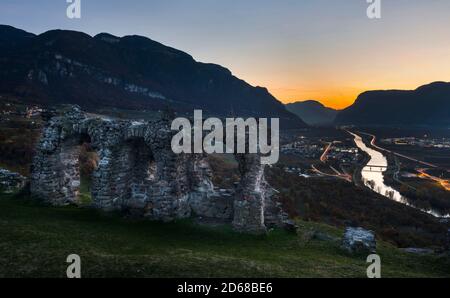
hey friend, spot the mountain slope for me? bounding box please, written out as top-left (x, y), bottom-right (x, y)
top-left (0, 25), bottom-right (35, 50)
top-left (335, 82), bottom-right (450, 127)
top-left (286, 100), bottom-right (338, 126)
top-left (0, 25), bottom-right (306, 128)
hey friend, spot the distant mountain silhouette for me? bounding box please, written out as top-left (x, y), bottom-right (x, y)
top-left (335, 82), bottom-right (450, 127)
top-left (286, 100), bottom-right (338, 126)
top-left (0, 25), bottom-right (306, 128)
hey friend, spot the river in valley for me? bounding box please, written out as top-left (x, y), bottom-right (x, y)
top-left (350, 132), bottom-right (448, 218)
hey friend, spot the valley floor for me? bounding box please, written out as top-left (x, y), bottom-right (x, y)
top-left (0, 193), bottom-right (449, 278)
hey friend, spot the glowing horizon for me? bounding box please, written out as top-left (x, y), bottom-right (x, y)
top-left (268, 78), bottom-right (450, 110)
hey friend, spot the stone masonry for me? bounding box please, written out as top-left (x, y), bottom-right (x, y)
top-left (30, 105), bottom-right (289, 233)
top-left (0, 168), bottom-right (26, 193)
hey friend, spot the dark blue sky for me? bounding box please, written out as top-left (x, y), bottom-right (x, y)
top-left (1, 0), bottom-right (450, 108)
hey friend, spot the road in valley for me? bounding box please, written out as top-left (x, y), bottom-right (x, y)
top-left (312, 142), bottom-right (352, 182)
top-left (359, 132), bottom-right (439, 168)
top-left (320, 142), bottom-right (332, 162)
top-left (417, 168), bottom-right (450, 191)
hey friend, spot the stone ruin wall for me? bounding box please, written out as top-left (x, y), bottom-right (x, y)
top-left (30, 106), bottom-right (290, 234)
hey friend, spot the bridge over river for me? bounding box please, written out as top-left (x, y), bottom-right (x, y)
top-left (349, 131), bottom-right (449, 218)
top-left (362, 164), bottom-right (388, 173)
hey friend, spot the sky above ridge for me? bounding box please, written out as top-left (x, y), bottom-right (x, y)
top-left (1, 0), bottom-right (450, 109)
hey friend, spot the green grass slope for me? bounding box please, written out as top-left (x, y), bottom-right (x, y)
top-left (0, 193), bottom-right (449, 278)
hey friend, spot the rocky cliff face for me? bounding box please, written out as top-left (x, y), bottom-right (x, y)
top-left (0, 25), bottom-right (306, 129)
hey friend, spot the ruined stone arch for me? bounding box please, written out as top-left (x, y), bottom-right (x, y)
top-left (30, 118), bottom-right (99, 206)
top-left (31, 106), bottom-right (290, 234)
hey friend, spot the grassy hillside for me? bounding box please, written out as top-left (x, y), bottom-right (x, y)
top-left (0, 193), bottom-right (449, 278)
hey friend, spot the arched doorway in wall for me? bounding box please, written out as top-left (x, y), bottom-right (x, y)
top-left (55, 133), bottom-right (99, 206)
top-left (207, 153), bottom-right (240, 195)
top-left (78, 135), bottom-right (99, 205)
top-left (120, 137), bottom-right (158, 216)
top-left (184, 153), bottom-right (239, 223)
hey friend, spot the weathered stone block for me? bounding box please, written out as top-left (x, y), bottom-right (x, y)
top-left (342, 227), bottom-right (376, 254)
